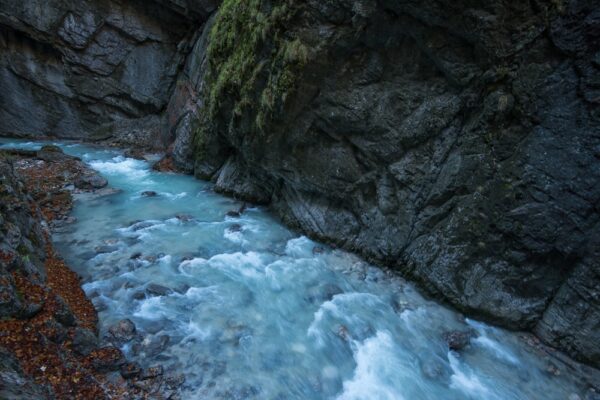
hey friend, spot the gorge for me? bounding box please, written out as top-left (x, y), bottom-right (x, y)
top-left (1, 0), bottom-right (599, 399)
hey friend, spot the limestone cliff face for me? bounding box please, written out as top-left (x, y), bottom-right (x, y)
top-left (170, 0), bottom-right (600, 367)
top-left (1, 0), bottom-right (599, 369)
top-left (0, 0), bottom-right (218, 147)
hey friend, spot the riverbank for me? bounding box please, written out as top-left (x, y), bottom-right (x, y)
top-left (0, 145), bottom-right (184, 399)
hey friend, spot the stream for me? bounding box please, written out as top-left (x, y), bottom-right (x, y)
top-left (0, 139), bottom-right (585, 399)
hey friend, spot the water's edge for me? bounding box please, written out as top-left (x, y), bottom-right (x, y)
top-left (2, 138), bottom-right (597, 400)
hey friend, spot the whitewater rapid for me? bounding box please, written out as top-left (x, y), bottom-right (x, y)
top-left (0, 139), bottom-right (586, 399)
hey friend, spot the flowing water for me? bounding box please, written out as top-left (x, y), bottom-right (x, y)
top-left (1, 139), bottom-right (586, 399)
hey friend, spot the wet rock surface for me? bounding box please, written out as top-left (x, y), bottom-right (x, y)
top-left (108, 318), bottom-right (138, 345)
top-left (443, 330), bottom-right (474, 351)
top-left (0, 0), bottom-right (219, 147)
top-left (0, 151), bottom-right (187, 399)
top-left (166, 0), bottom-right (600, 368)
top-left (0, 0), bottom-right (598, 386)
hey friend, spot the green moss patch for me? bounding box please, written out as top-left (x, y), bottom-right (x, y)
top-left (194, 0), bottom-right (309, 160)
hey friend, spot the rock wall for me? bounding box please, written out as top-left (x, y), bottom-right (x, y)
top-left (0, 0), bottom-right (218, 147)
top-left (170, 0), bottom-right (600, 367)
top-left (1, 0), bottom-right (599, 369)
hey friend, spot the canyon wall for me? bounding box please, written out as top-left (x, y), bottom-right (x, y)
top-left (1, 0), bottom-right (599, 368)
top-left (172, 0), bottom-right (600, 367)
top-left (0, 0), bottom-right (218, 147)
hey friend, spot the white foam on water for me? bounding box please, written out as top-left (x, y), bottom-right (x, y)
top-left (157, 254), bottom-right (172, 267)
top-left (467, 318), bottom-right (520, 365)
top-left (90, 156), bottom-right (149, 180)
top-left (224, 229), bottom-right (247, 245)
top-left (182, 320), bottom-right (211, 340)
top-left (336, 331), bottom-right (406, 400)
top-left (161, 192), bottom-right (188, 200)
top-left (183, 285), bottom-right (220, 302)
top-left (134, 296), bottom-right (169, 320)
top-left (285, 236), bottom-right (315, 258)
top-left (117, 220), bottom-right (162, 235)
top-left (178, 257), bottom-right (208, 276)
top-left (448, 352), bottom-right (493, 399)
top-left (206, 251), bottom-right (265, 279)
top-left (307, 293), bottom-right (383, 344)
top-left (473, 335), bottom-right (520, 365)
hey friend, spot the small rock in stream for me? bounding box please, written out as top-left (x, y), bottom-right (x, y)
top-left (443, 330), bottom-right (474, 351)
top-left (146, 283), bottom-right (172, 297)
top-left (142, 335), bottom-right (170, 356)
top-left (108, 319), bottom-right (137, 344)
top-left (175, 214), bottom-right (194, 222)
top-left (227, 223), bottom-right (243, 233)
top-left (141, 191), bottom-right (158, 197)
top-left (140, 365), bottom-right (164, 380)
top-left (120, 362), bottom-right (142, 379)
top-left (75, 174), bottom-right (108, 190)
top-left (94, 245), bottom-right (119, 254)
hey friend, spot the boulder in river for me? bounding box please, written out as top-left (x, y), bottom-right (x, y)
top-left (141, 191), bottom-right (158, 197)
top-left (142, 334), bottom-right (170, 357)
top-left (443, 330), bottom-right (474, 351)
top-left (75, 174), bottom-right (108, 190)
top-left (146, 283), bottom-right (173, 297)
top-left (108, 319), bottom-right (137, 344)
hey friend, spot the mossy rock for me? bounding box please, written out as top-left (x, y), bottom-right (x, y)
top-left (194, 0), bottom-right (310, 163)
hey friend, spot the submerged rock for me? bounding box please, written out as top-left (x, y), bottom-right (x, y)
top-left (120, 362), bottom-right (142, 379)
top-left (146, 283), bottom-right (173, 297)
top-left (142, 335), bottom-right (170, 357)
top-left (140, 365), bottom-right (164, 380)
top-left (175, 214), bottom-right (194, 222)
top-left (94, 245), bottom-right (119, 254)
top-left (141, 191), bottom-right (158, 197)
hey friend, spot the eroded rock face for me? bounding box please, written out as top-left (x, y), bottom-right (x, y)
top-left (0, 0), bottom-right (218, 147)
top-left (173, 0), bottom-right (600, 367)
top-left (1, 0), bottom-right (598, 370)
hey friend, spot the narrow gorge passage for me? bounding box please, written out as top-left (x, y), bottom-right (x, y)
top-left (0, 139), bottom-right (587, 399)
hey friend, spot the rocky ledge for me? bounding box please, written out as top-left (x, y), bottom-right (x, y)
top-left (0, 147), bottom-right (184, 399)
